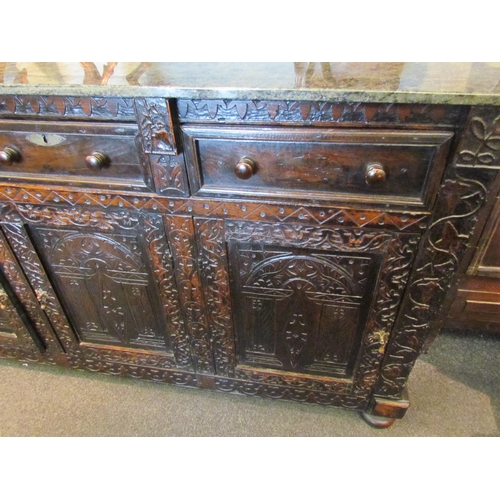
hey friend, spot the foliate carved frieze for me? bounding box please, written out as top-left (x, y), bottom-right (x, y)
top-left (1, 204), bottom-right (142, 231)
top-left (177, 99), bottom-right (464, 127)
top-left (164, 216), bottom-right (213, 374)
top-left (0, 186), bottom-right (429, 232)
top-left (195, 218), bottom-right (236, 376)
top-left (225, 220), bottom-right (392, 252)
top-left (215, 377), bottom-right (366, 410)
top-left (66, 350), bottom-right (197, 386)
top-left (71, 345), bottom-right (177, 371)
top-left (454, 106), bottom-right (500, 169)
top-left (375, 171), bottom-right (493, 400)
top-left (0, 95), bottom-right (136, 120)
top-left (134, 98), bottom-right (177, 154)
top-left (149, 154), bottom-right (189, 197)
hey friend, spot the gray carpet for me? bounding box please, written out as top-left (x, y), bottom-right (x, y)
top-left (0, 328), bottom-right (498, 436)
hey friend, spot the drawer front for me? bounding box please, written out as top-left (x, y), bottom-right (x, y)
top-left (0, 120), bottom-right (152, 192)
top-left (183, 125), bottom-right (453, 207)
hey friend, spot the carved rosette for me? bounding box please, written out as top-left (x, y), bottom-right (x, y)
top-left (195, 218), bottom-right (236, 376)
top-left (164, 215), bottom-right (213, 374)
top-left (177, 99), bottom-right (463, 126)
top-left (134, 98), bottom-right (177, 154)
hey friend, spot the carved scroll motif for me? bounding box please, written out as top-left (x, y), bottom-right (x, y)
top-left (375, 107), bottom-right (498, 400)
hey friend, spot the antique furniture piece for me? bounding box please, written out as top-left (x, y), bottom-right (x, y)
top-left (1, 62), bottom-right (499, 428)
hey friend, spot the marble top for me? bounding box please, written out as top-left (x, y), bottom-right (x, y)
top-left (1, 62), bottom-right (500, 105)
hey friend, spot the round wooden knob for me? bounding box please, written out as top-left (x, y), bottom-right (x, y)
top-left (365, 163), bottom-right (387, 185)
top-left (85, 152), bottom-right (111, 171)
top-left (0, 147), bottom-right (21, 166)
top-left (234, 157), bottom-right (256, 180)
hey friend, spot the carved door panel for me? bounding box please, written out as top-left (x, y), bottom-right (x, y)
top-left (196, 217), bottom-right (420, 406)
top-left (0, 272), bottom-right (44, 358)
top-left (1, 205), bottom-right (195, 374)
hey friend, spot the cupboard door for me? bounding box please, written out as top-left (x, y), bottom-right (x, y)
top-left (1, 205), bottom-right (195, 376)
top-left (196, 217), bottom-right (420, 407)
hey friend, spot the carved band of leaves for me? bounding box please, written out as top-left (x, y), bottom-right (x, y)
top-left (7, 205), bottom-right (141, 231)
top-left (66, 352), bottom-right (197, 385)
top-left (177, 99), bottom-right (463, 126)
top-left (0, 95), bottom-right (136, 120)
top-left (225, 221), bottom-right (391, 253)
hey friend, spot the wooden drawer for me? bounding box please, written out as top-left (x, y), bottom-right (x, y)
top-left (183, 125), bottom-right (453, 207)
top-left (0, 120), bottom-right (152, 192)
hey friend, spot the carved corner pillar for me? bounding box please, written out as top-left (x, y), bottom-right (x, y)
top-left (371, 106), bottom-right (500, 413)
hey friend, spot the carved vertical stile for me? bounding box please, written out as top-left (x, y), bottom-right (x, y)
top-left (134, 98), bottom-right (177, 154)
top-left (1, 221), bottom-right (77, 352)
top-left (164, 215), bottom-right (214, 374)
top-left (352, 232), bottom-right (419, 397)
top-left (139, 214), bottom-right (193, 369)
top-left (374, 106), bottom-right (500, 401)
top-left (194, 218), bottom-right (236, 376)
top-left (0, 227), bottom-right (64, 356)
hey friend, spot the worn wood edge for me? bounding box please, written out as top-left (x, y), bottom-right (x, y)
top-left (0, 85), bottom-right (499, 106)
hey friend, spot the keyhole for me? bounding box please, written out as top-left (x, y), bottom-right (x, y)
top-left (42, 135), bottom-right (48, 144)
